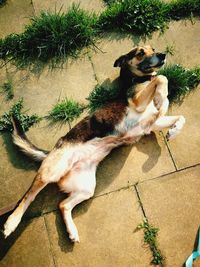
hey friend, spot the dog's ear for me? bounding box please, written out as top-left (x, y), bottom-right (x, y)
top-left (113, 55), bottom-right (127, 67)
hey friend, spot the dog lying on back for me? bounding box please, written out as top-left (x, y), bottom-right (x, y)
top-left (3, 45), bottom-right (185, 242)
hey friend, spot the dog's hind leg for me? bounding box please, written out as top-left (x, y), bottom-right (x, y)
top-left (3, 175), bottom-right (47, 238)
top-left (151, 115), bottom-right (186, 140)
top-left (59, 191), bottom-right (93, 242)
top-left (58, 167), bottom-right (96, 242)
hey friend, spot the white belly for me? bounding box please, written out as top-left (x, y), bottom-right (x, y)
top-left (114, 101), bottom-right (158, 136)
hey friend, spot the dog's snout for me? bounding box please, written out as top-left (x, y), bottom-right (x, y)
top-left (157, 53), bottom-right (166, 60)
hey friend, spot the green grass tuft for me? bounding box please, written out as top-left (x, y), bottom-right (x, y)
top-left (1, 0), bottom-right (199, 65)
top-left (98, 0), bottom-right (169, 35)
top-left (0, 79), bottom-right (14, 100)
top-left (87, 84), bottom-right (120, 112)
top-left (0, 99), bottom-right (41, 132)
top-left (47, 98), bottom-right (86, 124)
top-left (167, 0), bottom-right (200, 20)
top-left (137, 220), bottom-right (165, 266)
top-left (159, 64), bottom-right (200, 103)
top-left (0, 5), bottom-right (98, 66)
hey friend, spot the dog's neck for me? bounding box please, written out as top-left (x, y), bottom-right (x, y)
top-left (131, 73), bottom-right (156, 84)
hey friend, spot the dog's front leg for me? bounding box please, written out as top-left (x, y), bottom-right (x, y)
top-left (153, 75), bottom-right (169, 115)
top-left (151, 115), bottom-right (186, 140)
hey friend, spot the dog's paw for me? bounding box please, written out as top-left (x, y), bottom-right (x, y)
top-left (3, 213), bottom-right (22, 238)
top-left (69, 231), bottom-right (80, 243)
top-left (166, 128), bottom-right (179, 141)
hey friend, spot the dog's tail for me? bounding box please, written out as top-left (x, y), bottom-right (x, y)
top-left (12, 116), bottom-right (49, 162)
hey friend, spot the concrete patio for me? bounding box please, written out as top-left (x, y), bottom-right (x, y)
top-left (0, 1), bottom-right (200, 266)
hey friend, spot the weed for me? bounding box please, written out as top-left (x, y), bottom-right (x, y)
top-left (0, 5), bottom-right (98, 66)
top-left (164, 44), bottom-right (175, 56)
top-left (47, 98), bottom-right (86, 124)
top-left (87, 84), bottom-right (120, 112)
top-left (0, 99), bottom-right (41, 132)
top-left (98, 0), bottom-right (169, 35)
top-left (159, 64), bottom-right (200, 103)
top-left (137, 220), bottom-right (165, 266)
top-left (0, 79), bottom-right (14, 100)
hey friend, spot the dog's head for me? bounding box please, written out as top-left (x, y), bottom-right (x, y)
top-left (114, 45), bottom-right (166, 76)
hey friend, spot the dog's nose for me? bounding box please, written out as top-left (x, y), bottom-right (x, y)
top-left (157, 53), bottom-right (166, 60)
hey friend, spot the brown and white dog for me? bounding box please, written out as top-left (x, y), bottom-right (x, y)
top-left (3, 45), bottom-right (185, 242)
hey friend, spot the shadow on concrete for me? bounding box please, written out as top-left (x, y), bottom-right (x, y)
top-left (135, 132), bottom-right (161, 173)
top-left (1, 133), bottom-right (39, 171)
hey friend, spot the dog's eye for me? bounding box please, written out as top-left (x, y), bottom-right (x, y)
top-left (136, 50), bottom-right (145, 58)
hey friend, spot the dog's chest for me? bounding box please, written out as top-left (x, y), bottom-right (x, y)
top-left (114, 107), bottom-right (139, 134)
top-left (114, 101), bottom-right (157, 135)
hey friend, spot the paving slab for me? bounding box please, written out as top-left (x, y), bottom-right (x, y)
top-left (0, 216), bottom-right (54, 267)
top-left (167, 87), bottom-right (200, 169)
top-left (0, 0), bottom-right (34, 38)
top-left (137, 165), bottom-right (200, 267)
top-left (44, 188), bottom-right (152, 267)
top-left (32, 0), bottom-right (105, 15)
top-left (141, 20), bottom-right (200, 68)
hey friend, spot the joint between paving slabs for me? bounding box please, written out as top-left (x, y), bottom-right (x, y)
top-left (87, 52), bottom-right (99, 84)
top-left (43, 215), bottom-right (58, 267)
top-left (30, 0), bottom-right (36, 16)
top-left (133, 183), bottom-right (148, 220)
top-left (161, 131), bottom-right (178, 171)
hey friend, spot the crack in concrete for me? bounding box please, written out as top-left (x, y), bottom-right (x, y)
top-left (161, 131), bottom-right (178, 171)
top-left (43, 215), bottom-right (58, 267)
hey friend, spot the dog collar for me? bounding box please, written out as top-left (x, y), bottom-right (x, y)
top-left (132, 75), bottom-right (155, 84)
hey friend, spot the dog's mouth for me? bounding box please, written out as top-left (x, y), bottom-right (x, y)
top-left (138, 53), bottom-right (166, 73)
top-left (154, 59), bottom-right (165, 68)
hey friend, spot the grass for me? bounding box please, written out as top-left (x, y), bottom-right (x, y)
top-left (47, 98), bottom-right (86, 124)
top-left (0, 1), bottom-right (200, 65)
top-left (87, 84), bottom-right (120, 112)
top-left (137, 220), bottom-right (165, 266)
top-left (0, 4), bottom-right (98, 67)
top-left (158, 65), bottom-right (200, 103)
top-left (98, 0), bottom-right (169, 35)
top-left (167, 0), bottom-right (200, 20)
top-left (0, 99), bottom-right (41, 132)
top-left (0, 79), bottom-right (14, 100)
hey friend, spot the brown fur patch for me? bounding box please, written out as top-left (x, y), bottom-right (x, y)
top-left (63, 101), bottom-right (127, 143)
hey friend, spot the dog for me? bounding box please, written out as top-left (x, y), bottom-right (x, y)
top-left (3, 45), bottom-right (185, 242)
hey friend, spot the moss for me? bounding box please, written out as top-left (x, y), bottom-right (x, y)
top-left (0, 99), bottom-right (41, 132)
